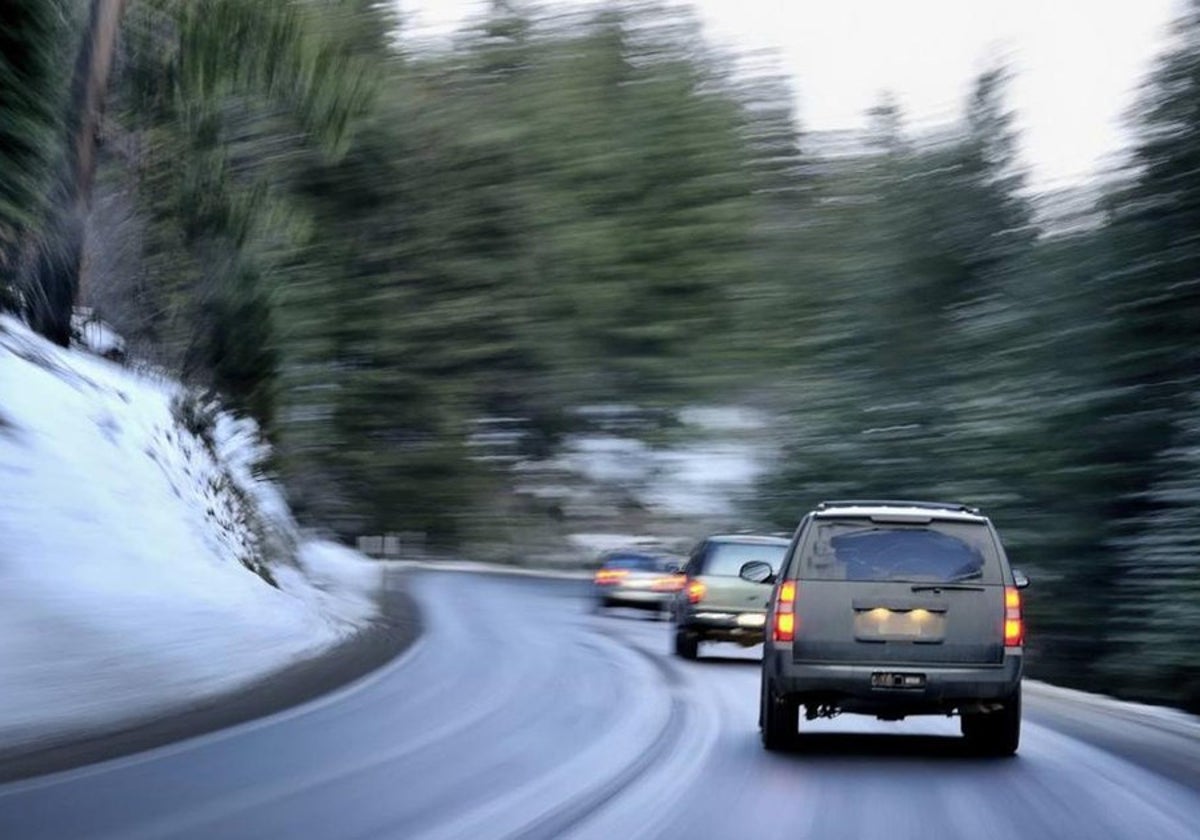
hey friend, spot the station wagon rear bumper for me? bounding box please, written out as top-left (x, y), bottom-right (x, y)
top-left (676, 608), bottom-right (768, 645)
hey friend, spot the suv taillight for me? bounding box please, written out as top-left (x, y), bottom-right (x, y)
top-left (1004, 586), bottom-right (1023, 646)
top-left (773, 580), bottom-right (796, 642)
top-left (686, 580), bottom-right (707, 604)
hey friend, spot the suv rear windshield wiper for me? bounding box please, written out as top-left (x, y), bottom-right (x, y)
top-left (911, 583), bottom-right (986, 592)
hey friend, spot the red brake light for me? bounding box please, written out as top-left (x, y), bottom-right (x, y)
top-left (594, 569), bottom-right (629, 585)
top-left (686, 580), bottom-right (707, 604)
top-left (1004, 586), bottom-right (1023, 646)
top-left (773, 580), bottom-right (797, 642)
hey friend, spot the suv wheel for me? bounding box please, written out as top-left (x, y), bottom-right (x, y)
top-left (961, 687), bottom-right (1021, 756)
top-left (760, 678), bottom-right (799, 751)
top-left (673, 630), bottom-right (699, 660)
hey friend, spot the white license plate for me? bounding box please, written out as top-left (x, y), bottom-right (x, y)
top-left (736, 613), bottom-right (765, 628)
top-left (854, 608), bottom-right (944, 640)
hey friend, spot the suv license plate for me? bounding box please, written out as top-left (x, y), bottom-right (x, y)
top-left (736, 613), bottom-right (765, 628)
top-left (871, 672), bottom-right (926, 689)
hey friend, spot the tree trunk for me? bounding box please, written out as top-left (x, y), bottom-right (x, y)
top-left (25, 0), bottom-right (125, 346)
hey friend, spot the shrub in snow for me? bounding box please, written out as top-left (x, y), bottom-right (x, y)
top-left (70, 307), bottom-right (127, 362)
top-left (212, 403), bottom-right (303, 574)
top-left (162, 390), bottom-right (312, 586)
top-left (0, 280), bottom-right (20, 315)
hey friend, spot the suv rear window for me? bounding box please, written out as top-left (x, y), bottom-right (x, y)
top-left (800, 519), bottom-right (1001, 584)
top-left (701, 542), bottom-right (788, 577)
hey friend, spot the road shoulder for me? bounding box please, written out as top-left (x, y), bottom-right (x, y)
top-left (0, 568), bottom-right (420, 784)
top-left (1025, 680), bottom-right (1199, 790)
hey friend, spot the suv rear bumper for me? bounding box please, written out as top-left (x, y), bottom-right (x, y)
top-left (765, 649), bottom-right (1023, 713)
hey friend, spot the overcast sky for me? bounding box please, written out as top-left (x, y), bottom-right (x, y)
top-left (397, 0), bottom-right (1179, 190)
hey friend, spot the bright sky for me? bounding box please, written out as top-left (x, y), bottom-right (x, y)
top-left (396, 0), bottom-right (1179, 189)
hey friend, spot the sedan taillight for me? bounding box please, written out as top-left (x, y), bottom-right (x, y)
top-left (652, 574), bottom-right (686, 592)
top-left (594, 569), bottom-right (628, 585)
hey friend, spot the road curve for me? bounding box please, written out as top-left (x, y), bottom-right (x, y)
top-left (1, 571), bottom-right (1199, 839)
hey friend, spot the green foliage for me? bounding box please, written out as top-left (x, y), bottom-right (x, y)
top-left (0, 0), bottom-right (75, 270)
top-left (1102, 399), bottom-right (1200, 708)
top-left (751, 28), bottom-right (1200, 710)
top-left (1087, 2), bottom-right (1200, 707)
top-left (111, 0), bottom-right (378, 420)
top-left (266, 2), bottom-right (768, 540)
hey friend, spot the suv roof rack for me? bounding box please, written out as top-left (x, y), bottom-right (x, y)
top-left (720, 530), bottom-right (787, 537)
top-left (815, 499), bottom-right (982, 515)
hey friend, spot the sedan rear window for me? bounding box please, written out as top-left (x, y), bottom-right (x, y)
top-left (802, 520), bottom-right (1001, 584)
top-left (701, 542), bottom-right (788, 577)
top-left (603, 554), bottom-right (672, 571)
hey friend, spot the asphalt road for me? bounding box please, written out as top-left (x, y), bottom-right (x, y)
top-left (2, 571), bottom-right (1199, 840)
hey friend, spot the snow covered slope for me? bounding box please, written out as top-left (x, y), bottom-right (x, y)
top-left (0, 317), bottom-right (380, 750)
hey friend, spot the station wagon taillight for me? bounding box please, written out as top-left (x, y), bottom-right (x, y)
top-left (1004, 586), bottom-right (1023, 646)
top-left (773, 580), bottom-right (797, 642)
top-left (686, 580), bottom-right (707, 604)
top-left (594, 569), bottom-right (628, 585)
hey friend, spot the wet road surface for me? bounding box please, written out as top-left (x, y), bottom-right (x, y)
top-left (2, 571), bottom-right (1198, 839)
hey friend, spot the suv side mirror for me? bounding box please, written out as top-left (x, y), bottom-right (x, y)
top-left (739, 561), bottom-right (775, 585)
top-left (1012, 569), bottom-right (1030, 589)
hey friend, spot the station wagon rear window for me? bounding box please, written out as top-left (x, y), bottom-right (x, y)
top-left (702, 542), bottom-right (788, 577)
top-left (801, 520), bottom-right (1002, 584)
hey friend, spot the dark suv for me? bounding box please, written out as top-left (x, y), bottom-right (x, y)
top-left (752, 501), bottom-right (1028, 755)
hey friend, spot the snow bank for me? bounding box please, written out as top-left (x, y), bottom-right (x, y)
top-left (290, 541), bottom-right (382, 628)
top-left (1025, 680), bottom-right (1200, 736)
top-left (641, 441), bottom-right (767, 517)
top-left (557, 431), bottom-right (769, 518)
top-left (567, 533), bottom-right (665, 554)
top-left (0, 317), bottom-right (379, 749)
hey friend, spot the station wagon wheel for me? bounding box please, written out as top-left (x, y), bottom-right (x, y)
top-left (673, 630), bottom-right (698, 660)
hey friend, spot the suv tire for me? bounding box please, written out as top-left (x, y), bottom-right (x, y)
top-left (674, 630), bottom-right (699, 660)
top-left (760, 678), bottom-right (799, 751)
top-left (961, 687), bottom-right (1021, 756)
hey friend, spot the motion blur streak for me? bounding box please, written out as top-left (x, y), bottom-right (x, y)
top-left (4, 0), bottom-right (1199, 711)
top-left (2, 573), bottom-right (1197, 840)
top-left (2, 2), bottom-right (1200, 837)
